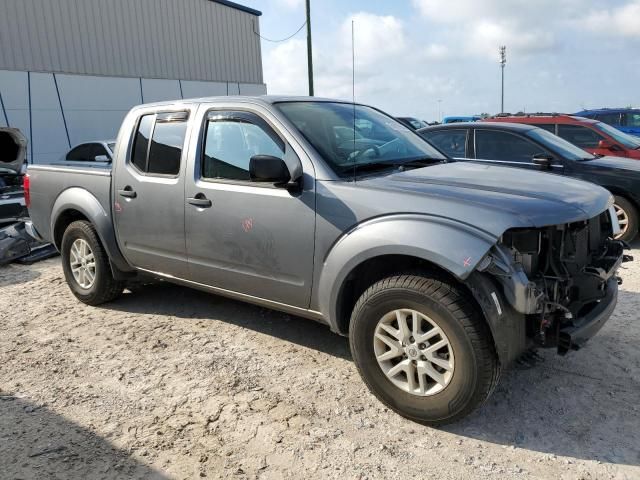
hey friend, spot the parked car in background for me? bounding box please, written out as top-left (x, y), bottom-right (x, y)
top-left (443, 115), bottom-right (481, 124)
top-left (574, 108), bottom-right (640, 138)
top-left (484, 114), bottom-right (640, 160)
top-left (396, 117), bottom-right (428, 130)
top-left (59, 140), bottom-right (116, 165)
top-left (419, 121), bottom-right (640, 242)
top-left (25, 96), bottom-right (627, 425)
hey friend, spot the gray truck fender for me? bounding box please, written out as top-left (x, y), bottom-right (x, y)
top-left (51, 188), bottom-right (133, 272)
top-left (316, 214), bottom-right (498, 332)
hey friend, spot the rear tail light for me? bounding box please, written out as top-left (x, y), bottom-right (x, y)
top-left (23, 173), bottom-right (31, 209)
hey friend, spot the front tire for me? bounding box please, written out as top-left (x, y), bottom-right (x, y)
top-left (61, 220), bottom-right (124, 305)
top-left (349, 274), bottom-right (500, 425)
top-left (613, 195), bottom-right (638, 243)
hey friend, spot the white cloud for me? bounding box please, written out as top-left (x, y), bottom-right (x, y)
top-left (263, 38), bottom-right (308, 95)
top-left (340, 12), bottom-right (406, 70)
top-left (273, 0), bottom-right (304, 10)
top-left (582, 1), bottom-right (640, 37)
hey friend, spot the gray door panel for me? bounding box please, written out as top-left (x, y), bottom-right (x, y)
top-left (184, 106), bottom-right (316, 308)
top-left (113, 108), bottom-right (192, 278)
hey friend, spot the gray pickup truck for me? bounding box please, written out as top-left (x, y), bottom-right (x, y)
top-left (25, 96), bottom-right (628, 424)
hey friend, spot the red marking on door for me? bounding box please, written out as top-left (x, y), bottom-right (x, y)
top-left (114, 202), bottom-right (122, 213)
top-left (242, 218), bottom-right (253, 232)
top-left (463, 256), bottom-right (472, 267)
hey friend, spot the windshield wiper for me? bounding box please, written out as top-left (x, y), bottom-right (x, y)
top-left (340, 157), bottom-right (444, 175)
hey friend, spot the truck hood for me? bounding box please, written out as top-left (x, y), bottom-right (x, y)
top-left (0, 128), bottom-right (27, 175)
top-left (360, 162), bottom-right (612, 232)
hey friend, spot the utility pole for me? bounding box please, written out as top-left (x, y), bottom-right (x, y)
top-left (305, 0), bottom-right (314, 96)
top-left (437, 99), bottom-right (442, 122)
top-left (499, 45), bottom-right (506, 113)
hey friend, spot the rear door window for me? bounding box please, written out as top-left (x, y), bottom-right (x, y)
top-left (422, 129), bottom-right (467, 157)
top-left (66, 144), bottom-right (93, 161)
top-left (557, 125), bottom-right (604, 149)
top-left (130, 112), bottom-right (188, 176)
top-left (475, 129), bottom-right (545, 163)
top-left (624, 113), bottom-right (640, 128)
top-left (594, 113), bottom-right (622, 126)
top-left (536, 124), bottom-right (556, 134)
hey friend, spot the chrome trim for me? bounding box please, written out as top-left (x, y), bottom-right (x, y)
top-left (136, 267), bottom-right (326, 323)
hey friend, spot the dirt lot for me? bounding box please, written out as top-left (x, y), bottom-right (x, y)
top-left (1, 250), bottom-right (639, 480)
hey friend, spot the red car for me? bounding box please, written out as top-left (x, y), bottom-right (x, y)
top-left (484, 114), bottom-right (640, 160)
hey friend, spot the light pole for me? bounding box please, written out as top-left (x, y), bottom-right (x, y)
top-left (499, 46), bottom-right (506, 113)
top-left (306, 0), bottom-right (314, 96)
top-left (437, 99), bottom-right (442, 122)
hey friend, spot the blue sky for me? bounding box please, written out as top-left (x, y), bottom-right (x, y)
top-left (246, 0), bottom-right (640, 121)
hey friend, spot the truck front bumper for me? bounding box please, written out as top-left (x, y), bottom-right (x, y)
top-left (558, 276), bottom-right (618, 354)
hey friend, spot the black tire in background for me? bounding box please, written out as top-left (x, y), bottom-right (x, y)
top-left (61, 220), bottom-right (124, 305)
top-left (613, 195), bottom-right (638, 243)
top-left (349, 274), bottom-right (500, 425)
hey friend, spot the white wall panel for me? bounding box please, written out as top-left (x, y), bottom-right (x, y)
top-left (180, 81), bottom-right (228, 99)
top-left (239, 83), bottom-right (267, 96)
top-left (29, 72), bottom-right (70, 163)
top-left (142, 79), bottom-right (182, 103)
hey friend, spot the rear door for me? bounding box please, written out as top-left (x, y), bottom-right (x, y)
top-left (420, 129), bottom-right (468, 159)
top-left (183, 104), bottom-right (316, 308)
top-left (113, 108), bottom-right (192, 278)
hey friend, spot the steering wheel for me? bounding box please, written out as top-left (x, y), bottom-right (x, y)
top-left (348, 145), bottom-right (380, 162)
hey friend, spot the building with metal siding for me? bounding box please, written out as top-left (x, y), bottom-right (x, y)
top-left (0, 0), bottom-right (266, 163)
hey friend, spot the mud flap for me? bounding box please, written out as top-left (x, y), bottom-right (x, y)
top-left (464, 271), bottom-right (528, 367)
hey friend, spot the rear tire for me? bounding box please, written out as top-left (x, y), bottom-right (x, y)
top-left (61, 220), bottom-right (124, 305)
top-left (613, 195), bottom-right (638, 243)
top-left (349, 274), bottom-right (500, 425)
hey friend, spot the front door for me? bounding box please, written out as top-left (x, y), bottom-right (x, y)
top-left (472, 128), bottom-right (563, 173)
top-left (184, 108), bottom-right (316, 308)
top-left (113, 110), bottom-right (191, 278)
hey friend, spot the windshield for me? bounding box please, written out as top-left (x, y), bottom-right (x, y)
top-left (526, 127), bottom-right (596, 161)
top-left (594, 122), bottom-right (640, 149)
top-left (276, 101), bottom-right (446, 175)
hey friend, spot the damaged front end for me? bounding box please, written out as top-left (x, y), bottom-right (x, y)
top-left (478, 208), bottom-right (630, 355)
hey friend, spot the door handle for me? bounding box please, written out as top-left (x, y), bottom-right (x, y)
top-left (187, 194), bottom-right (212, 208)
top-left (118, 186), bottom-right (137, 198)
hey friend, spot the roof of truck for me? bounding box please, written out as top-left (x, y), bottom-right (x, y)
top-left (133, 96), bottom-right (356, 109)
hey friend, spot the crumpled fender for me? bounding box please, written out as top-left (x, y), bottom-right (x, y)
top-left (51, 187), bottom-right (132, 272)
top-left (315, 214), bottom-right (499, 331)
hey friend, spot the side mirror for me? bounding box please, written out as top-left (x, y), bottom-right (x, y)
top-left (249, 155), bottom-right (291, 185)
top-left (598, 139), bottom-right (615, 150)
top-left (94, 155), bottom-right (110, 162)
top-left (532, 153), bottom-right (554, 170)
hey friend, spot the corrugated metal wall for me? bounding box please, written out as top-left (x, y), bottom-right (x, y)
top-left (0, 0), bottom-right (263, 84)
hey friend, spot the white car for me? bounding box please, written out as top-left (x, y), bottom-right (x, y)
top-left (60, 140), bottom-right (116, 164)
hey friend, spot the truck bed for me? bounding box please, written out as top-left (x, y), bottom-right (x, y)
top-left (26, 163), bottom-right (112, 245)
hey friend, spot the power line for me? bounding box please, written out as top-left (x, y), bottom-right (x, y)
top-left (253, 18), bottom-right (307, 43)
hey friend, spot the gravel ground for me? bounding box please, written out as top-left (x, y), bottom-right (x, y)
top-left (1, 249), bottom-right (639, 480)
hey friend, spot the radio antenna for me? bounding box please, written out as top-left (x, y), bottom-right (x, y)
top-left (352, 19), bottom-right (356, 183)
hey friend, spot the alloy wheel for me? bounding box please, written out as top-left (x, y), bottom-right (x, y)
top-left (373, 309), bottom-right (455, 396)
top-left (69, 238), bottom-right (96, 289)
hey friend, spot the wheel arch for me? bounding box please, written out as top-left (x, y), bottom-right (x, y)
top-left (316, 215), bottom-right (498, 334)
top-left (51, 188), bottom-right (133, 273)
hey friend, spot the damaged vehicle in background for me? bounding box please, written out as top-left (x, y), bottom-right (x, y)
top-left (0, 128), bottom-right (56, 264)
top-left (25, 96), bottom-right (629, 424)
